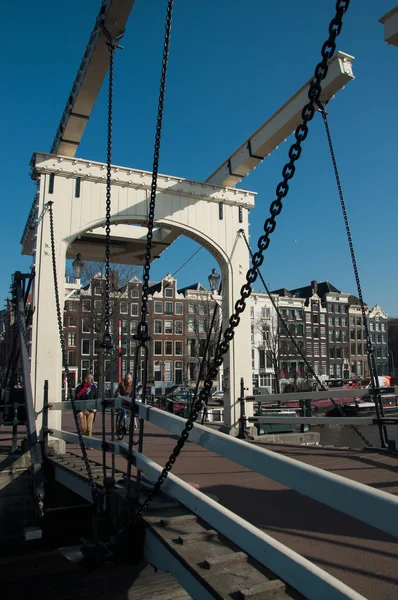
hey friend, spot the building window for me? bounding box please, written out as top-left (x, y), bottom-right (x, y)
top-left (313, 327), bottom-right (319, 339)
top-left (175, 361), bottom-right (183, 384)
top-left (327, 303), bottom-right (333, 312)
top-left (81, 359), bottom-right (90, 372)
top-left (188, 339), bottom-right (196, 357)
top-left (306, 341), bottom-right (312, 355)
top-left (131, 288), bottom-right (139, 298)
top-left (94, 285), bottom-right (102, 296)
top-left (131, 303), bottom-right (139, 317)
top-left (313, 314), bottom-right (319, 324)
top-left (188, 302), bottom-right (195, 314)
top-left (164, 320), bottom-right (173, 334)
top-left (188, 362), bottom-right (196, 381)
top-left (376, 347), bottom-right (381, 358)
top-left (68, 317), bottom-right (76, 327)
top-left (329, 347), bottom-right (335, 359)
top-left (175, 341), bottom-right (183, 355)
top-left (328, 317), bottom-right (334, 326)
top-left (81, 339), bottom-right (90, 355)
top-left (154, 320), bottom-right (162, 334)
top-left (312, 302), bottom-right (319, 312)
top-left (130, 341), bottom-right (136, 355)
top-left (82, 299), bottom-right (91, 312)
top-left (120, 300), bottom-right (128, 314)
top-left (165, 301), bottom-right (173, 315)
top-left (165, 287), bottom-right (173, 298)
top-left (68, 333), bottom-right (76, 346)
top-left (342, 331), bottom-right (347, 342)
top-left (313, 342), bottom-right (319, 356)
top-left (198, 319), bottom-right (205, 334)
top-left (165, 341), bottom-right (173, 355)
top-left (335, 330), bottom-right (341, 342)
top-left (350, 329), bottom-right (355, 340)
top-left (381, 322), bottom-right (386, 332)
top-left (341, 318), bottom-right (347, 326)
top-left (356, 317), bottom-right (362, 326)
top-left (69, 301), bottom-right (78, 311)
top-left (94, 300), bottom-right (102, 313)
top-left (154, 341), bottom-right (162, 355)
top-left (305, 313), bottom-right (311, 323)
top-left (198, 304), bottom-right (205, 316)
top-left (121, 320), bottom-right (127, 334)
top-left (130, 321), bottom-right (137, 335)
top-left (94, 339), bottom-right (100, 354)
top-left (320, 326), bottom-right (326, 338)
top-left (320, 314), bottom-right (326, 324)
top-left (297, 324), bottom-right (304, 336)
top-left (335, 317), bottom-right (340, 327)
top-left (321, 342), bottom-right (326, 357)
top-left (154, 301), bottom-right (163, 314)
top-left (188, 318), bottom-right (195, 332)
top-left (68, 350), bottom-right (76, 365)
top-left (164, 361), bottom-right (172, 382)
top-left (175, 302), bottom-right (183, 315)
top-left (175, 320), bottom-right (183, 335)
top-left (351, 343), bottom-right (356, 356)
top-left (356, 329), bottom-right (362, 340)
top-left (82, 319), bottom-right (90, 333)
top-left (328, 330), bottom-right (334, 342)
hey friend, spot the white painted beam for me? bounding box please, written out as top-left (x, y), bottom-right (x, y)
top-left (135, 405), bottom-right (398, 539)
top-left (51, 0), bottom-right (137, 156)
top-left (379, 7), bottom-right (398, 46)
top-left (140, 453), bottom-right (366, 600)
top-left (206, 51), bottom-right (355, 187)
top-left (249, 416), bottom-right (375, 425)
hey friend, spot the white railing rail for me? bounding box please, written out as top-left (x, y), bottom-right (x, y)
top-left (50, 427), bottom-right (367, 600)
top-left (50, 402), bottom-right (398, 540)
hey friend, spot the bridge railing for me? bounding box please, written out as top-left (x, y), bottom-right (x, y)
top-left (48, 398), bottom-right (398, 600)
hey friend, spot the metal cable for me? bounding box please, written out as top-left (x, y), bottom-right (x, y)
top-left (240, 230), bottom-right (373, 448)
top-left (120, 0), bottom-right (351, 529)
top-left (318, 103), bottom-right (385, 445)
top-left (47, 201), bottom-right (102, 513)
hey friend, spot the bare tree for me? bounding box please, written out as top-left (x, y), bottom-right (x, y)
top-left (253, 316), bottom-right (301, 394)
top-left (186, 297), bottom-right (222, 387)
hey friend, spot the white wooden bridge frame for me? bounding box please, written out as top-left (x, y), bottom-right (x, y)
top-left (22, 50), bottom-right (355, 439)
top-left (49, 398), bottom-right (398, 600)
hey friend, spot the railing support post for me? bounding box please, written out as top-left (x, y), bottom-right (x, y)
top-left (11, 402), bottom-right (19, 453)
top-left (237, 377), bottom-right (251, 439)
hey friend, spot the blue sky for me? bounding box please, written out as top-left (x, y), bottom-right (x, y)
top-left (2, 0), bottom-right (397, 315)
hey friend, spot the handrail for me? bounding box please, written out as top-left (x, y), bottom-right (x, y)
top-left (51, 400), bottom-right (398, 540)
top-left (246, 386), bottom-right (398, 403)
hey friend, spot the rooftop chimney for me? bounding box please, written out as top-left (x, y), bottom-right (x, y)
top-left (311, 280), bottom-right (318, 295)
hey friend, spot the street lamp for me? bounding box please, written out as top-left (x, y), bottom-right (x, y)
top-left (72, 253), bottom-right (85, 283)
top-left (208, 267), bottom-right (221, 292)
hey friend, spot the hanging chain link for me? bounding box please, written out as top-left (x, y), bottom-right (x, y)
top-left (47, 202), bottom-right (102, 513)
top-left (123, 0), bottom-right (351, 527)
top-left (101, 36), bottom-right (117, 352)
top-left (16, 312), bottom-right (30, 353)
top-left (240, 230), bottom-right (373, 448)
top-left (138, 0), bottom-right (174, 341)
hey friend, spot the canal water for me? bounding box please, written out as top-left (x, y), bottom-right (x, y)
top-left (312, 423), bottom-right (398, 449)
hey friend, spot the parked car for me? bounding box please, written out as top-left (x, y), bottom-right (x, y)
top-left (212, 390), bottom-right (224, 404)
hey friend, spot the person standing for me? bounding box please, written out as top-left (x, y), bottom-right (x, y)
top-left (75, 371), bottom-right (98, 437)
top-left (116, 371), bottom-right (139, 430)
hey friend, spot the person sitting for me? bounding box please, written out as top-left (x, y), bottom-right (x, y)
top-left (75, 371), bottom-right (98, 437)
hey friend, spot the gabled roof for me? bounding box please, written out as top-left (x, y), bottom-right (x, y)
top-left (270, 288), bottom-right (293, 297)
top-left (289, 281), bottom-right (340, 299)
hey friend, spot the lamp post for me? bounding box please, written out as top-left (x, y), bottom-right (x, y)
top-left (208, 267), bottom-right (221, 293)
top-left (72, 253), bottom-right (85, 284)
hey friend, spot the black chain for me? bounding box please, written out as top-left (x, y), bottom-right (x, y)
top-left (139, 0), bottom-right (174, 340)
top-left (47, 202), bottom-right (102, 513)
top-left (125, 0), bottom-right (351, 526)
top-left (240, 230), bottom-right (373, 448)
top-left (101, 39), bottom-right (116, 352)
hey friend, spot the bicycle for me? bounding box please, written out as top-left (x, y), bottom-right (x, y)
top-left (115, 409), bottom-right (129, 440)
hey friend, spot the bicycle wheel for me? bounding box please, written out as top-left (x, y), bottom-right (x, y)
top-left (116, 414), bottom-right (125, 440)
